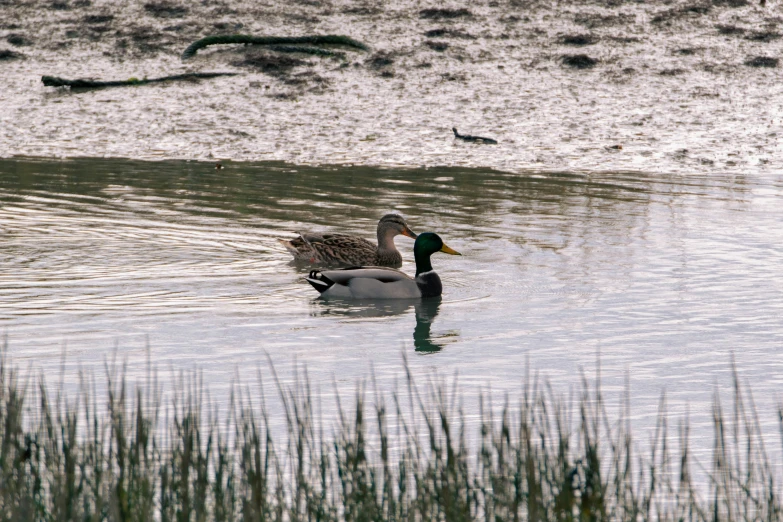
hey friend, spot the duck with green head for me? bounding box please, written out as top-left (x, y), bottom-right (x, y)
top-left (305, 232), bottom-right (461, 299)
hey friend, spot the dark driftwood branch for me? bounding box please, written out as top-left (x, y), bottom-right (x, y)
top-left (452, 127), bottom-right (498, 145)
top-left (267, 45), bottom-right (345, 57)
top-left (42, 72), bottom-right (238, 89)
top-left (181, 34), bottom-right (369, 60)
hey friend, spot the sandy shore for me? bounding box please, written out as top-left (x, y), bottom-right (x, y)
top-left (0, 0), bottom-right (780, 174)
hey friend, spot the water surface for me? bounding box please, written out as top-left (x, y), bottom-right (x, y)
top-left (1, 157), bottom-right (782, 464)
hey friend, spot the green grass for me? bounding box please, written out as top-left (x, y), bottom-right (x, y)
top-left (0, 350), bottom-right (780, 521)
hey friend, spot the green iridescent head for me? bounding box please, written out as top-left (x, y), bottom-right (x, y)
top-left (413, 232), bottom-right (461, 276)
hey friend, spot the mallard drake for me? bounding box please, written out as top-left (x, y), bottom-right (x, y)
top-left (305, 232), bottom-right (460, 299)
top-left (280, 214), bottom-right (418, 268)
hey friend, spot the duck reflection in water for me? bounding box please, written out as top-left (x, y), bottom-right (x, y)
top-left (411, 298), bottom-right (445, 353)
top-left (309, 297), bottom-right (453, 353)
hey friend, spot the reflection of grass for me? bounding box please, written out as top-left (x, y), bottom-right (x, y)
top-left (0, 352), bottom-right (780, 520)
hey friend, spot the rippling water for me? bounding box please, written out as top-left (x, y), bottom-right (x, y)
top-left (1, 157), bottom-right (782, 463)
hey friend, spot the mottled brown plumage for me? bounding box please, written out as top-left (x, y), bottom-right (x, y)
top-left (280, 214), bottom-right (418, 268)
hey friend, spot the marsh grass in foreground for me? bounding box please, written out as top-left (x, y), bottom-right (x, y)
top-left (0, 351), bottom-right (780, 521)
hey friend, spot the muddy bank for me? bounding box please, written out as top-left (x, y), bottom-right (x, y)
top-left (0, 0), bottom-right (780, 173)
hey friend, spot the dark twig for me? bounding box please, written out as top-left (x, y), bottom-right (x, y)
top-left (41, 72), bottom-right (238, 90)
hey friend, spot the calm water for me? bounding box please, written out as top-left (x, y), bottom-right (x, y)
top-left (1, 157), bottom-right (782, 460)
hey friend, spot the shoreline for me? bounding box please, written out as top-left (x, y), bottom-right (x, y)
top-left (0, 0), bottom-right (780, 174)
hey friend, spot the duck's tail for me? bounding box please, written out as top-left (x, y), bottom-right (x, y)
top-left (305, 270), bottom-right (335, 293)
top-left (280, 233), bottom-right (322, 262)
top-left (279, 238), bottom-right (309, 258)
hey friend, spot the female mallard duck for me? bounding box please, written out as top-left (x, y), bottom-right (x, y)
top-left (305, 232), bottom-right (460, 299)
top-left (280, 214), bottom-right (417, 268)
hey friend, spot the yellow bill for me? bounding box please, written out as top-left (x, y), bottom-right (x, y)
top-left (440, 244), bottom-right (461, 255)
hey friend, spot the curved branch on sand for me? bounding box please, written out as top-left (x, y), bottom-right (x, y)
top-left (266, 45), bottom-right (346, 58)
top-left (181, 34), bottom-right (369, 61)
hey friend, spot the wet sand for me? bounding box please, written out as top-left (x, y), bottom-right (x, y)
top-left (0, 0), bottom-right (780, 173)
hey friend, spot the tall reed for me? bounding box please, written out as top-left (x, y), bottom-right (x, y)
top-left (0, 349), bottom-right (780, 521)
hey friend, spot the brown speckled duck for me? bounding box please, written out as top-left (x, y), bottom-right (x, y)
top-left (280, 214), bottom-right (418, 268)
